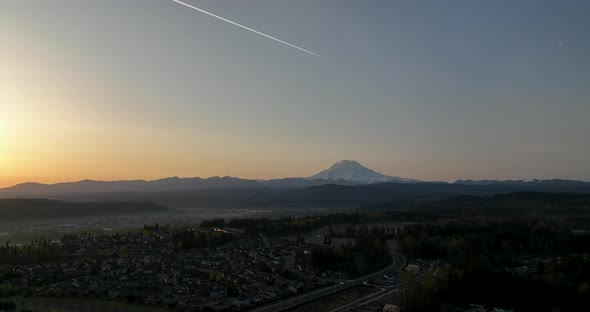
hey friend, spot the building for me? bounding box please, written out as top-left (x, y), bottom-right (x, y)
top-left (383, 304), bottom-right (400, 312)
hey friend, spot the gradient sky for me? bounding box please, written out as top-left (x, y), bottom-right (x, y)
top-left (1, 0), bottom-right (590, 187)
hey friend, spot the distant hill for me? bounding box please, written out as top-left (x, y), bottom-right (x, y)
top-left (36, 181), bottom-right (589, 210)
top-left (454, 179), bottom-right (590, 189)
top-left (0, 177), bottom-right (261, 195)
top-left (3, 180), bottom-right (590, 214)
top-left (0, 161), bottom-right (408, 197)
top-left (414, 192), bottom-right (590, 219)
top-left (0, 199), bottom-right (168, 222)
top-left (1, 161), bottom-right (588, 202)
top-left (0, 177), bottom-right (367, 197)
top-left (0, 160), bottom-right (417, 196)
top-left (453, 179), bottom-right (590, 194)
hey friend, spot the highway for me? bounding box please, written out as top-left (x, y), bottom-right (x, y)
top-left (329, 283), bottom-right (398, 312)
top-left (250, 253), bottom-right (406, 312)
top-left (330, 263), bottom-right (435, 312)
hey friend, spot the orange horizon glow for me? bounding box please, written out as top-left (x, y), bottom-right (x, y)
top-left (3, 1), bottom-right (589, 188)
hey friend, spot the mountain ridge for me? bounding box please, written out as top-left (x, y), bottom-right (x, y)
top-left (1, 160), bottom-right (589, 196)
top-left (0, 160), bottom-right (415, 195)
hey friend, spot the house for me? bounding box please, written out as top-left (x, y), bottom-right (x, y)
top-left (262, 290), bottom-right (277, 299)
top-left (210, 287), bottom-right (227, 298)
top-left (232, 296), bottom-right (251, 307)
top-left (383, 304), bottom-right (400, 312)
top-left (405, 264), bottom-right (419, 273)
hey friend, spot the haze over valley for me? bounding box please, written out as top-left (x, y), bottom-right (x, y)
top-left (2, 160), bottom-right (590, 244)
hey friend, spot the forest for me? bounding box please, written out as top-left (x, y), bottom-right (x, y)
top-left (171, 229), bottom-right (235, 251)
top-left (0, 239), bottom-right (60, 265)
top-left (398, 219), bottom-right (590, 312)
top-left (204, 213), bottom-right (365, 236)
top-left (311, 224), bottom-right (391, 275)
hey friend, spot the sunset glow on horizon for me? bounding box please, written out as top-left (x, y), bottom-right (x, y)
top-left (2, 0), bottom-right (590, 188)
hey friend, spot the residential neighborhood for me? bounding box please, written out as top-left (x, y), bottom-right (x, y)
top-left (0, 227), bottom-right (350, 311)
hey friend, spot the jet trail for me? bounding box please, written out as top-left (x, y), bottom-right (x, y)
top-left (171, 0), bottom-right (318, 56)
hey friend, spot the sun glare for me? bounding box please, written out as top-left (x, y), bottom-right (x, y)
top-left (0, 120), bottom-right (7, 161)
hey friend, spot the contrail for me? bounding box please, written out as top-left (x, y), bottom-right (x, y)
top-left (171, 0), bottom-right (318, 56)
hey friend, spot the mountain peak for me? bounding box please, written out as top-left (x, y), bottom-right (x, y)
top-left (309, 160), bottom-right (418, 184)
top-left (331, 160), bottom-right (362, 167)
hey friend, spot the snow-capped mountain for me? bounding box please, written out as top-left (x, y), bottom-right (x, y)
top-left (0, 160), bottom-right (420, 196)
top-left (308, 160), bottom-right (419, 184)
top-left (453, 179), bottom-right (589, 187)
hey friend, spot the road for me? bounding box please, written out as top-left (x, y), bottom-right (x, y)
top-left (329, 283), bottom-right (398, 312)
top-left (329, 263), bottom-right (436, 312)
top-left (250, 253), bottom-right (406, 312)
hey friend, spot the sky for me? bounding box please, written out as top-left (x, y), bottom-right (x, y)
top-left (1, 0), bottom-right (590, 187)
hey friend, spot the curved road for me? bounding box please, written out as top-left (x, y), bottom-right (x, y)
top-left (250, 252), bottom-right (406, 312)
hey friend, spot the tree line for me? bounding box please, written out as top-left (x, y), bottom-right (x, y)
top-left (312, 225), bottom-right (391, 275)
top-left (201, 213), bottom-right (365, 237)
top-left (398, 219), bottom-right (590, 312)
top-left (0, 239), bottom-right (60, 265)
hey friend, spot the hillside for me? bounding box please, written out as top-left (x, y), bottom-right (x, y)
top-left (0, 199), bottom-right (169, 222)
top-left (414, 192), bottom-right (590, 218)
